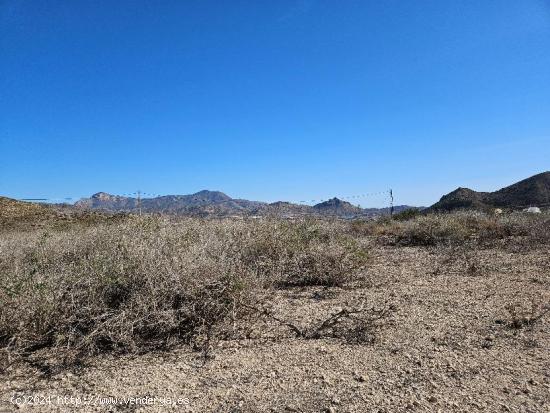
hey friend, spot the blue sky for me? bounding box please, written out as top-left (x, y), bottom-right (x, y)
top-left (1, 1), bottom-right (549, 207)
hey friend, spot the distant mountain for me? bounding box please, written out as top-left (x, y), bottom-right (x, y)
top-left (257, 201), bottom-right (313, 217)
top-left (429, 188), bottom-right (487, 212)
top-left (75, 190), bottom-right (265, 216)
top-left (75, 191), bottom-right (416, 218)
top-left (75, 192), bottom-right (138, 211)
top-left (429, 171), bottom-right (550, 212)
top-left (312, 198), bottom-right (364, 216)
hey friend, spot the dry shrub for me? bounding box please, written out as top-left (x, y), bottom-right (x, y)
top-left (241, 219), bottom-right (368, 287)
top-left (515, 213), bottom-right (550, 245)
top-left (345, 214), bottom-right (472, 246)
top-left (352, 211), bottom-right (550, 247)
top-left (392, 208), bottom-right (422, 221)
top-left (328, 304), bottom-right (395, 344)
top-left (0, 217), bottom-right (368, 362)
top-left (432, 245), bottom-right (487, 277)
top-left (0, 218), bottom-right (253, 360)
top-left (394, 212), bottom-right (493, 246)
top-left (504, 299), bottom-right (549, 329)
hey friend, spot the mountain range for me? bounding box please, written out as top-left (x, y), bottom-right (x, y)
top-left (4, 172), bottom-right (548, 221)
top-left (73, 172), bottom-right (550, 216)
top-left (74, 191), bottom-right (413, 218)
top-left (429, 171), bottom-right (550, 212)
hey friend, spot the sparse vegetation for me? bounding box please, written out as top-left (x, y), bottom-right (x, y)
top-left (0, 209), bottom-right (548, 370)
top-left (349, 211), bottom-right (549, 248)
top-left (392, 207), bottom-right (422, 221)
top-left (0, 216), bottom-right (368, 365)
top-left (0, 207), bottom-right (549, 411)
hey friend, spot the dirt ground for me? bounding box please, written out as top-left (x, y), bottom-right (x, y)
top-left (1, 244), bottom-right (549, 412)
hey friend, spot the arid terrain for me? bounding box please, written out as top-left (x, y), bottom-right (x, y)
top-left (4, 0), bottom-right (549, 410)
top-left (0, 205), bottom-right (549, 412)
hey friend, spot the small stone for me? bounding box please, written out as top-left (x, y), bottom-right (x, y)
top-left (357, 375), bottom-right (368, 382)
top-left (427, 396), bottom-right (437, 403)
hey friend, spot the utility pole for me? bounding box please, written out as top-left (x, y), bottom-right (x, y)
top-left (389, 189), bottom-right (394, 218)
top-left (137, 190), bottom-right (142, 216)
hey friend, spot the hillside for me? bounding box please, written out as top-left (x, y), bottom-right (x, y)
top-left (0, 197), bottom-right (58, 228)
top-left (490, 171), bottom-right (550, 207)
top-left (430, 171), bottom-right (550, 212)
top-left (0, 196), bottom-right (123, 231)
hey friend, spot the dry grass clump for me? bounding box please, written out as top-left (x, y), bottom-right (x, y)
top-left (0, 217), bottom-right (367, 363)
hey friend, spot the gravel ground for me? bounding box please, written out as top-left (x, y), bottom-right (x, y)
top-left (1, 244), bottom-right (549, 412)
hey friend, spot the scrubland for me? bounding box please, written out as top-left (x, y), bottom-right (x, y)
top-left (1, 211), bottom-right (549, 412)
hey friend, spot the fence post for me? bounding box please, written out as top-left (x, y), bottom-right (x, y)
top-left (390, 189), bottom-right (394, 217)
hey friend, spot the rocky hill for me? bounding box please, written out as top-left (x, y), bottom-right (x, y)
top-left (429, 171), bottom-right (550, 212)
top-left (312, 197), bottom-right (364, 216)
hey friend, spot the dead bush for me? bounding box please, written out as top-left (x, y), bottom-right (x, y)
top-left (247, 301), bottom-right (394, 344)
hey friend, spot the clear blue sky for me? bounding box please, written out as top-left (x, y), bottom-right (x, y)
top-left (1, 1), bottom-right (549, 207)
